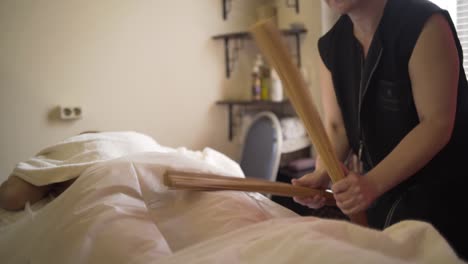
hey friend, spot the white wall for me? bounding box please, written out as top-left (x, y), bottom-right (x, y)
top-left (0, 0), bottom-right (323, 182)
top-left (429, 0), bottom-right (457, 22)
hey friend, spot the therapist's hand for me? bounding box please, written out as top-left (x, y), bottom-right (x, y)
top-left (332, 172), bottom-right (379, 215)
top-left (291, 170), bottom-right (331, 209)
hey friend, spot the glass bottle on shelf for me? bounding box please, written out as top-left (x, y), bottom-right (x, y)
top-left (270, 68), bottom-right (283, 102)
top-left (251, 65), bottom-right (261, 101)
top-left (254, 54), bottom-right (270, 101)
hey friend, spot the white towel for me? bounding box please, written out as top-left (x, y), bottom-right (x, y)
top-left (13, 131), bottom-right (165, 186)
top-left (280, 117), bottom-right (306, 140)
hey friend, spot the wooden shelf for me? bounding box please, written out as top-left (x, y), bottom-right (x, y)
top-left (216, 99), bottom-right (290, 106)
top-left (212, 28), bottom-right (307, 78)
top-left (222, 0), bottom-right (300, 20)
top-left (212, 28), bottom-right (307, 40)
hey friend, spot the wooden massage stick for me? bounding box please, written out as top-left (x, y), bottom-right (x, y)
top-left (164, 170), bottom-right (336, 206)
top-left (249, 19), bottom-right (367, 226)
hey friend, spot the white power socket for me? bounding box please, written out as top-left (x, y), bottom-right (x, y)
top-left (59, 106), bottom-right (83, 120)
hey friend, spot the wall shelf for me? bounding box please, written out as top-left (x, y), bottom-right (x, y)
top-left (212, 28), bottom-right (307, 78)
top-left (222, 0), bottom-right (301, 20)
top-left (216, 100), bottom-right (291, 141)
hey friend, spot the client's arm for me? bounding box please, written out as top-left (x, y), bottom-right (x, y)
top-left (0, 175), bottom-right (51, 211)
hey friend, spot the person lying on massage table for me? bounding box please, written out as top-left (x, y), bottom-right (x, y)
top-left (0, 130), bottom-right (161, 211)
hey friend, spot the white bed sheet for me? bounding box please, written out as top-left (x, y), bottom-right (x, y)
top-left (0, 196), bottom-right (54, 227)
top-left (0, 148), bottom-right (465, 264)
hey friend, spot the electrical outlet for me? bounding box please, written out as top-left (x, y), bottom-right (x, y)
top-left (59, 106), bottom-right (83, 120)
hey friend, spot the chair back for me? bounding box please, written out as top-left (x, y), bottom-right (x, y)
top-left (240, 111), bottom-right (283, 183)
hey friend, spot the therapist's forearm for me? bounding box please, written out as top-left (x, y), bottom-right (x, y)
top-left (315, 121), bottom-right (350, 172)
top-left (366, 120), bottom-right (452, 196)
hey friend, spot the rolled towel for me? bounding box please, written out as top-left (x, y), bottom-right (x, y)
top-left (287, 158), bottom-right (315, 172)
top-left (280, 117), bottom-right (306, 140)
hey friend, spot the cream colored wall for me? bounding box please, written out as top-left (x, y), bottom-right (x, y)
top-left (0, 0), bottom-right (325, 182)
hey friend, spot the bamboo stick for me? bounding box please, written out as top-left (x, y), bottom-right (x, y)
top-left (249, 19), bottom-right (367, 226)
top-left (164, 170), bottom-right (336, 206)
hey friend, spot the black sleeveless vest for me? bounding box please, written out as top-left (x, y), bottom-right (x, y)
top-left (318, 0), bottom-right (468, 193)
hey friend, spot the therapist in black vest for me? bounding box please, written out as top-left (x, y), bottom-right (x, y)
top-left (292, 0), bottom-right (468, 259)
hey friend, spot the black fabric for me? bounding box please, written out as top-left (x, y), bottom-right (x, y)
top-left (367, 181), bottom-right (468, 260)
top-left (318, 0), bottom-right (468, 259)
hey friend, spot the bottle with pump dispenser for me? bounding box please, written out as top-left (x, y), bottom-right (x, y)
top-left (270, 68), bottom-right (283, 102)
